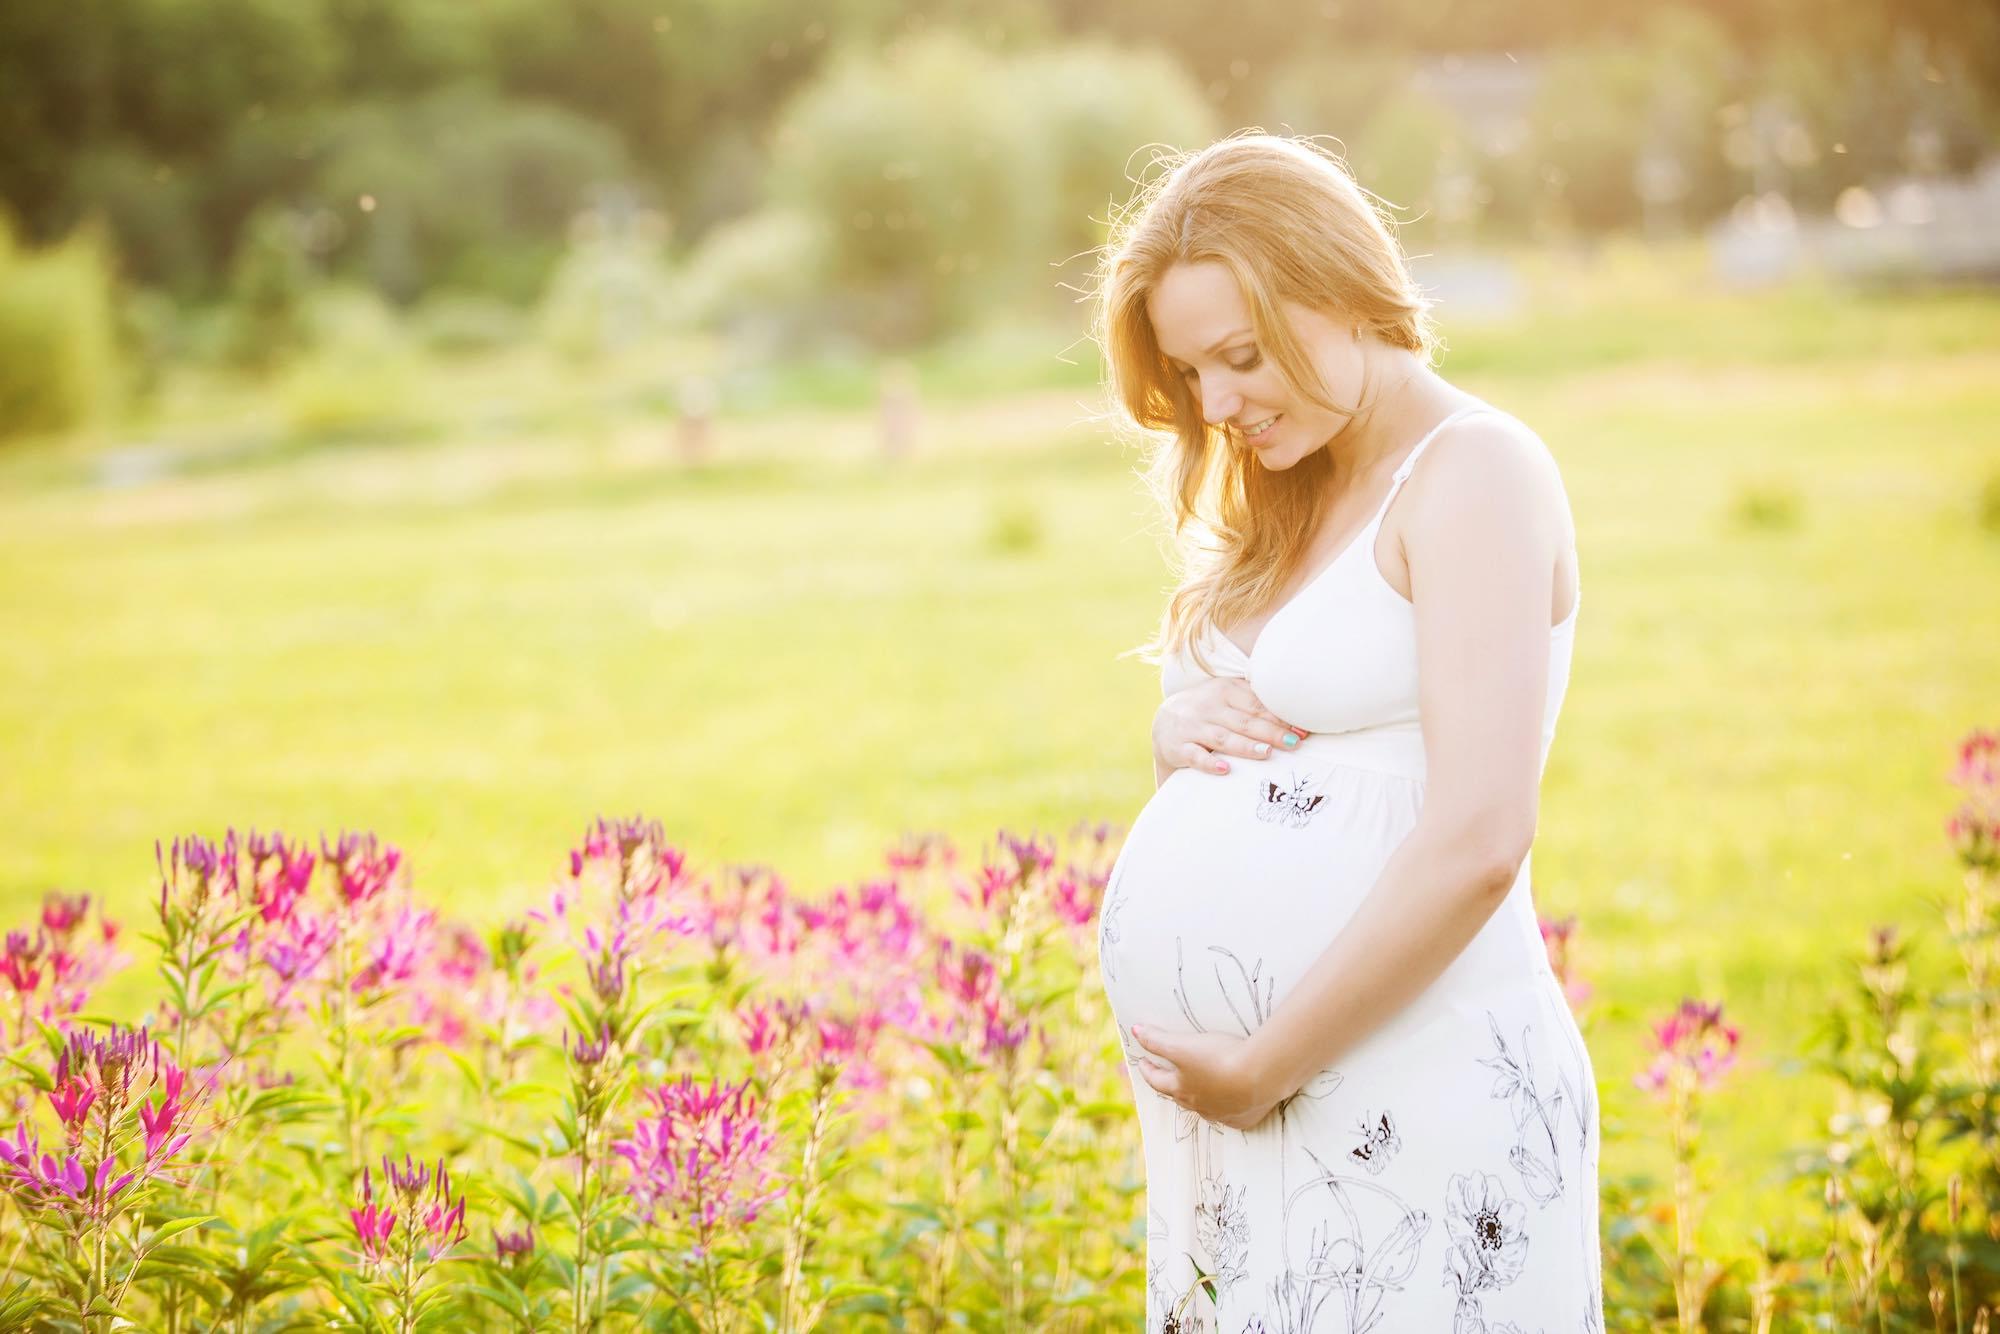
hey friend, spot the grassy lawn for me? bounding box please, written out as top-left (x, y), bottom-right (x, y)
top-left (2, 250), bottom-right (1996, 1236)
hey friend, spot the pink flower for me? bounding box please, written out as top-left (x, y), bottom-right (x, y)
top-left (245, 831), bottom-right (315, 926)
top-left (1948, 728), bottom-right (2000, 870)
top-left (40, 894), bottom-right (90, 940)
top-left (47, 1064), bottom-right (95, 1136)
top-left (1538, 914), bottom-right (1593, 1009)
top-left (350, 1166), bottom-right (397, 1263)
top-left (612, 1075), bottom-right (786, 1248)
top-left (1, 931), bottom-right (44, 994)
top-left (1635, 998), bottom-right (1740, 1095)
top-left (883, 831), bottom-right (957, 873)
top-left (321, 832), bottom-right (404, 907)
top-left (352, 906), bottom-right (437, 994)
top-left (1050, 872), bottom-right (1099, 929)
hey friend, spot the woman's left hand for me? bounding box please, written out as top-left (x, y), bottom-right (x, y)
top-left (1129, 1025), bottom-right (1282, 1132)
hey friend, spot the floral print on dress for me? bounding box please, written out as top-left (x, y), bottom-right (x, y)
top-left (1478, 1012), bottom-right (1575, 1205)
top-left (1444, 1170), bottom-right (1530, 1334)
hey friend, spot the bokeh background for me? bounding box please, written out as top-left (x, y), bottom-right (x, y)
top-left (2, 0), bottom-right (1997, 1244)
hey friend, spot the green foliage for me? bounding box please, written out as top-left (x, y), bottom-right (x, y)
top-left (275, 285), bottom-right (427, 440)
top-left (768, 34), bottom-right (1216, 348)
top-left (1729, 476), bottom-right (1803, 532)
top-left (674, 205), bottom-right (835, 351)
top-left (226, 206), bottom-right (316, 372)
top-left (0, 218), bottom-right (119, 443)
top-left (769, 31), bottom-right (1048, 346)
top-left (1009, 41), bottom-right (1217, 264)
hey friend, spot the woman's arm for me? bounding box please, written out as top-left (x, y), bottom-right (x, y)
top-left (1244, 419), bottom-right (1568, 1101)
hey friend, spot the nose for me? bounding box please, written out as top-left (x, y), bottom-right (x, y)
top-left (1200, 375), bottom-right (1244, 427)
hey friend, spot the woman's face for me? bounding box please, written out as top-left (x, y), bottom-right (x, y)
top-left (1146, 259), bottom-right (1365, 471)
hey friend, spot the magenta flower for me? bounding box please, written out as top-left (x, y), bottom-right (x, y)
top-left (883, 831), bottom-right (958, 873)
top-left (137, 1062), bottom-right (194, 1163)
top-left (361, 1155), bottom-right (469, 1263)
top-left (1635, 999), bottom-right (1741, 1095)
top-left (737, 998), bottom-right (810, 1061)
top-left (1948, 728), bottom-right (2000, 870)
top-left (1538, 914), bottom-right (1593, 1009)
top-left (46, 1063), bottom-right (95, 1137)
top-left (350, 1166), bottom-right (397, 1263)
top-left (321, 832), bottom-right (404, 907)
top-left (246, 830), bottom-right (316, 925)
top-left (612, 1075), bottom-right (787, 1248)
top-left (535, 816), bottom-right (702, 980)
top-left (156, 833), bottom-right (241, 914)
top-left (259, 911), bottom-right (337, 1006)
top-left (0, 1119), bottom-right (134, 1220)
top-left (494, 1222), bottom-right (535, 1265)
top-left (40, 894), bottom-right (89, 939)
top-left (1, 931), bottom-right (44, 994)
top-left (1050, 872), bottom-right (1099, 929)
top-left (352, 905), bottom-right (437, 995)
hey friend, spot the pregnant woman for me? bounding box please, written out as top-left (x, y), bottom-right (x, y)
top-left (1093, 134), bottom-right (1604, 1332)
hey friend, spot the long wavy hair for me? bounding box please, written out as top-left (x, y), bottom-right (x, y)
top-left (1094, 132), bottom-right (1438, 675)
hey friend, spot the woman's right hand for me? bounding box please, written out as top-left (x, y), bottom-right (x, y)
top-left (1153, 676), bottom-right (1310, 776)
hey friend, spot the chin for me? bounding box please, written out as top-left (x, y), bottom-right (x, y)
top-left (1250, 444), bottom-right (1309, 471)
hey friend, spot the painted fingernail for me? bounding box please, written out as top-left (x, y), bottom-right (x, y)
top-left (1253, 741), bottom-right (1271, 757)
top-left (1216, 760), bottom-right (1230, 773)
top-left (1281, 733), bottom-right (1299, 748)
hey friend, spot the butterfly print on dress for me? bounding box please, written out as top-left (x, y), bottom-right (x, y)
top-left (1347, 1110), bottom-right (1402, 1176)
top-left (1255, 771), bottom-right (1328, 828)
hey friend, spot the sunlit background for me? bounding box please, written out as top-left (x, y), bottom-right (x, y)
top-left (2, 0), bottom-right (1997, 1256)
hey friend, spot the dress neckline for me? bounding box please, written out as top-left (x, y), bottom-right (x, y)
top-left (1214, 404), bottom-right (1494, 662)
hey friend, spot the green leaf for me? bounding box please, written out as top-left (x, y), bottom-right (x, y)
top-left (146, 1214), bottom-right (220, 1246)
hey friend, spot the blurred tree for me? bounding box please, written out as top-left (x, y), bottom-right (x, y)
top-left (0, 219), bottom-right (119, 441)
top-left (225, 205), bottom-right (314, 370)
top-left (768, 31), bottom-right (1047, 344)
top-left (1011, 41), bottom-right (1215, 311)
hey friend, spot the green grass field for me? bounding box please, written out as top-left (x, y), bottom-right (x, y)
top-left (2, 248), bottom-right (1996, 1238)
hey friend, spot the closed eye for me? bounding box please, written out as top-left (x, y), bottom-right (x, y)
top-left (1175, 349), bottom-right (1261, 382)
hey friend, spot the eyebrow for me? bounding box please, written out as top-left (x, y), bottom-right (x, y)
top-left (1165, 327), bottom-right (1254, 367)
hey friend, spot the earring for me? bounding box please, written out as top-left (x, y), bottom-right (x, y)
top-left (1352, 324), bottom-right (1361, 341)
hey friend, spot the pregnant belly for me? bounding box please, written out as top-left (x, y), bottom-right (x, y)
top-left (1097, 748), bottom-right (1427, 1060)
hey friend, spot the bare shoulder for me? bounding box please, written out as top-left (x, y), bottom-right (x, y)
top-left (1398, 409), bottom-right (1573, 550)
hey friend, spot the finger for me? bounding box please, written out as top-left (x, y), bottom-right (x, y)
top-left (1232, 685), bottom-right (1310, 741)
top-left (1213, 710), bottom-right (1304, 758)
top-left (1178, 741), bottom-right (1230, 776)
top-left (1132, 1025), bottom-right (1169, 1058)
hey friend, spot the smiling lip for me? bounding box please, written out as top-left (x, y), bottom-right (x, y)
top-left (1241, 413), bottom-right (1282, 446)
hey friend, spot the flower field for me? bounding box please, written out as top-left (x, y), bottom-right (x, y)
top-left (0, 729), bottom-right (1990, 1329)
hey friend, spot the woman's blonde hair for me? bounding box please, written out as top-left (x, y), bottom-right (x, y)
top-left (1094, 131), bottom-right (1438, 675)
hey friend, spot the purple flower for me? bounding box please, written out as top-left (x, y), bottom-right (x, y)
top-left (612, 1075), bottom-right (786, 1247)
top-left (352, 905), bottom-right (437, 994)
top-left (1635, 998), bottom-right (1740, 1095)
top-left (494, 1222), bottom-right (535, 1265)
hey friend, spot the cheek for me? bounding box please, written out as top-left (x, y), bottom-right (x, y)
top-left (1304, 349), bottom-right (1367, 412)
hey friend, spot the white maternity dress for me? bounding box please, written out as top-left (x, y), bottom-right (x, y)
top-left (1097, 403), bottom-right (1604, 1333)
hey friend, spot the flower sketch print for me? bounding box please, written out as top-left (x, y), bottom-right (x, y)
top-left (1477, 1010), bottom-right (1589, 1206)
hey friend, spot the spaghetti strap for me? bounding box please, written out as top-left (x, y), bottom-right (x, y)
top-left (1389, 404), bottom-right (1493, 486)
